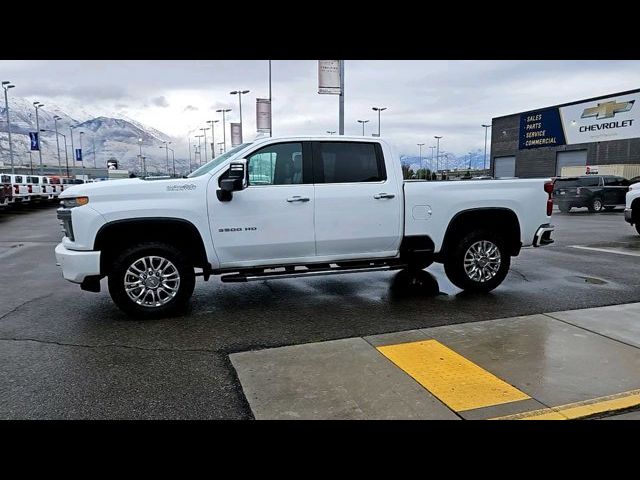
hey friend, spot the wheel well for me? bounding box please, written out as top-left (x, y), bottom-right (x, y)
top-left (438, 208), bottom-right (521, 259)
top-left (95, 218), bottom-right (210, 275)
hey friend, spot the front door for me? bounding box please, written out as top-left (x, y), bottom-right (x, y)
top-left (209, 141), bottom-right (316, 268)
top-left (312, 141), bottom-right (402, 258)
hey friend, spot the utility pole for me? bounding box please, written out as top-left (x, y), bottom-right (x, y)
top-left (482, 124), bottom-right (491, 171)
top-left (338, 60), bottom-right (344, 135)
top-left (417, 143), bottom-right (425, 178)
top-left (1, 81), bottom-right (16, 173)
top-left (434, 135), bottom-right (442, 173)
top-left (33, 102), bottom-right (44, 174)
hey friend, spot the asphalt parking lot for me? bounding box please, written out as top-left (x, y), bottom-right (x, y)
top-left (1, 202), bottom-right (640, 419)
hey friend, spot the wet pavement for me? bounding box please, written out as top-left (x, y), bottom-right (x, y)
top-left (233, 304), bottom-right (640, 420)
top-left (1, 203), bottom-right (639, 419)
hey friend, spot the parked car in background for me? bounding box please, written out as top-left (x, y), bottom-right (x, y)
top-left (7, 174), bottom-right (31, 204)
top-left (1, 174), bottom-right (12, 207)
top-left (39, 176), bottom-right (55, 200)
top-left (628, 176), bottom-right (640, 186)
top-left (553, 175), bottom-right (630, 213)
top-left (625, 182), bottom-right (640, 235)
top-left (26, 175), bottom-right (43, 201)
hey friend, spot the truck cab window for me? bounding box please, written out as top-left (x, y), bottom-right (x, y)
top-left (247, 142), bottom-right (303, 186)
top-left (314, 142), bottom-right (386, 183)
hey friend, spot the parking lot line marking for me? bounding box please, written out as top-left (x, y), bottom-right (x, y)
top-left (491, 389), bottom-right (640, 420)
top-left (570, 245), bottom-right (640, 257)
top-left (377, 340), bottom-right (530, 412)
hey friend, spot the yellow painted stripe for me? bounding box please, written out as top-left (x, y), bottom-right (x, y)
top-left (492, 389), bottom-right (640, 420)
top-left (377, 339), bottom-right (530, 412)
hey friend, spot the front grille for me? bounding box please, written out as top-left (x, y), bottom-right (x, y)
top-left (56, 208), bottom-right (74, 241)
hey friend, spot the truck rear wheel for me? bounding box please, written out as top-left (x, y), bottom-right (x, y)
top-left (589, 197), bottom-right (603, 213)
top-left (444, 229), bottom-right (510, 293)
top-left (108, 242), bottom-right (195, 318)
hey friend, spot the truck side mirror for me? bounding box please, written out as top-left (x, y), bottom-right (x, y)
top-left (217, 159), bottom-right (247, 202)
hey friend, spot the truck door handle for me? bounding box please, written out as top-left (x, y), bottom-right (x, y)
top-left (374, 193), bottom-right (395, 199)
top-left (286, 196), bottom-right (310, 203)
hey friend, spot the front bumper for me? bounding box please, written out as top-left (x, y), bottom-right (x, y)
top-left (55, 243), bottom-right (101, 283)
top-left (533, 224), bottom-right (554, 247)
top-left (624, 208), bottom-right (633, 225)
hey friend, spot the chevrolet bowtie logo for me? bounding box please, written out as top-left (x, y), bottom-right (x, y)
top-left (581, 100), bottom-right (634, 120)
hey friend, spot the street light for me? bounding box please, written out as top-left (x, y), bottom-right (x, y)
top-left (434, 135), bottom-right (442, 173)
top-left (199, 128), bottom-right (210, 163)
top-left (468, 152), bottom-right (473, 170)
top-left (195, 135), bottom-right (204, 166)
top-left (79, 131), bottom-right (85, 170)
top-left (216, 108), bottom-right (232, 152)
top-left (159, 144), bottom-right (175, 176)
top-left (33, 102), bottom-right (44, 174)
top-left (41, 128), bottom-right (69, 177)
top-left (230, 90), bottom-right (250, 143)
top-left (326, 130), bottom-right (336, 135)
top-left (482, 124), bottom-right (491, 171)
top-left (70, 125), bottom-right (77, 168)
top-left (207, 120), bottom-right (219, 159)
top-left (2, 81), bottom-right (16, 173)
top-left (417, 143), bottom-right (425, 177)
top-left (357, 119), bottom-right (369, 136)
top-left (53, 115), bottom-right (62, 175)
top-left (371, 107), bottom-right (387, 136)
top-left (430, 146), bottom-right (436, 174)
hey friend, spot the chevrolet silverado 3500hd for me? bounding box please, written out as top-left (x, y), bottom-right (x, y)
top-left (55, 136), bottom-right (555, 317)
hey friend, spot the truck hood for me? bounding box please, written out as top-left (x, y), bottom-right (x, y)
top-left (59, 177), bottom-right (198, 199)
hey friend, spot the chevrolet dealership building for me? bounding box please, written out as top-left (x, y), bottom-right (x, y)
top-left (490, 88), bottom-right (640, 178)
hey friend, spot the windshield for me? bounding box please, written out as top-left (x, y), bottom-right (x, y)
top-left (188, 143), bottom-right (253, 178)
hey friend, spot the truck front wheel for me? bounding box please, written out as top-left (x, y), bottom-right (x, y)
top-left (108, 242), bottom-right (195, 318)
top-left (444, 230), bottom-right (510, 293)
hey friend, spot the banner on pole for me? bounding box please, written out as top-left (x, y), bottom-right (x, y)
top-left (318, 60), bottom-right (341, 95)
top-left (256, 98), bottom-right (272, 132)
top-left (230, 123), bottom-right (242, 147)
top-left (29, 132), bottom-right (40, 151)
top-left (75, 149), bottom-right (83, 162)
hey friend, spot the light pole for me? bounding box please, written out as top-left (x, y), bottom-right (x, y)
top-left (188, 137), bottom-right (192, 172)
top-left (357, 119), bottom-right (369, 136)
top-left (216, 108), bottom-right (231, 152)
top-left (160, 144), bottom-right (175, 176)
top-left (2, 81), bottom-right (16, 174)
top-left (372, 107), bottom-right (387, 137)
top-left (42, 128), bottom-right (68, 177)
top-left (468, 153), bottom-right (473, 170)
top-left (326, 130), bottom-right (336, 135)
top-left (33, 102), bottom-right (44, 174)
top-left (230, 89), bottom-right (249, 143)
top-left (417, 143), bottom-right (425, 177)
top-left (434, 135), bottom-right (442, 173)
top-left (137, 137), bottom-right (144, 175)
top-left (207, 120), bottom-right (219, 159)
top-left (482, 124), bottom-right (491, 171)
top-left (199, 128), bottom-right (209, 163)
top-left (79, 131), bottom-right (85, 170)
top-left (195, 135), bottom-right (204, 166)
top-left (161, 141), bottom-right (171, 174)
top-left (70, 125), bottom-right (77, 168)
top-left (430, 146), bottom-right (436, 175)
top-left (53, 116), bottom-right (62, 175)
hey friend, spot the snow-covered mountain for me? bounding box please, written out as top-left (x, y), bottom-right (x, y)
top-left (0, 96), bottom-right (181, 173)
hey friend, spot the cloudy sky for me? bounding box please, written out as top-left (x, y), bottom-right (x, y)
top-left (2, 60), bottom-right (640, 156)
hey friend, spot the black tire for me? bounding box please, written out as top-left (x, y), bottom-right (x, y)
top-left (444, 229), bottom-right (510, 293)
top-left (108, 241), bottom-right (195, 318)
top-left (589, 197), bottom-right (603, 213)
top-left (558, 204), bottom-right (571, 213)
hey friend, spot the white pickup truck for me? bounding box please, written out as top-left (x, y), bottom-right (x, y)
top-left (624, 182), bottom-right (640, 235)
top-left (55, 136), bottom-right (555, 317)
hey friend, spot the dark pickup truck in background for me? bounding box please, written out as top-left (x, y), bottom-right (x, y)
top-left (553, 175), bottom-right (630, 213)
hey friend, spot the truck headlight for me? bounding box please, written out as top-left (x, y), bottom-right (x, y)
top-left (60, 196), bottom-right (89, 208)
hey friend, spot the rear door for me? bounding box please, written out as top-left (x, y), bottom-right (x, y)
top-left (603, 176), bottom-right (629, 205)
top-left (312, 141), bottom-right (402, 258)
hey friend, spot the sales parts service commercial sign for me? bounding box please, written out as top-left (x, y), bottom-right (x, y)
top-left (519, 91), bottom-right (639, 149)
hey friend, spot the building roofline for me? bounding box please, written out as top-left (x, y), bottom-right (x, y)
top-left (491, 87), bottom-right (640, 121)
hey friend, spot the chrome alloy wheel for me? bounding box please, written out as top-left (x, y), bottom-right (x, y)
top-left (124, 256), bottom-right (181, 307)
top-left (463, 240), bottom-right (501, 282)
